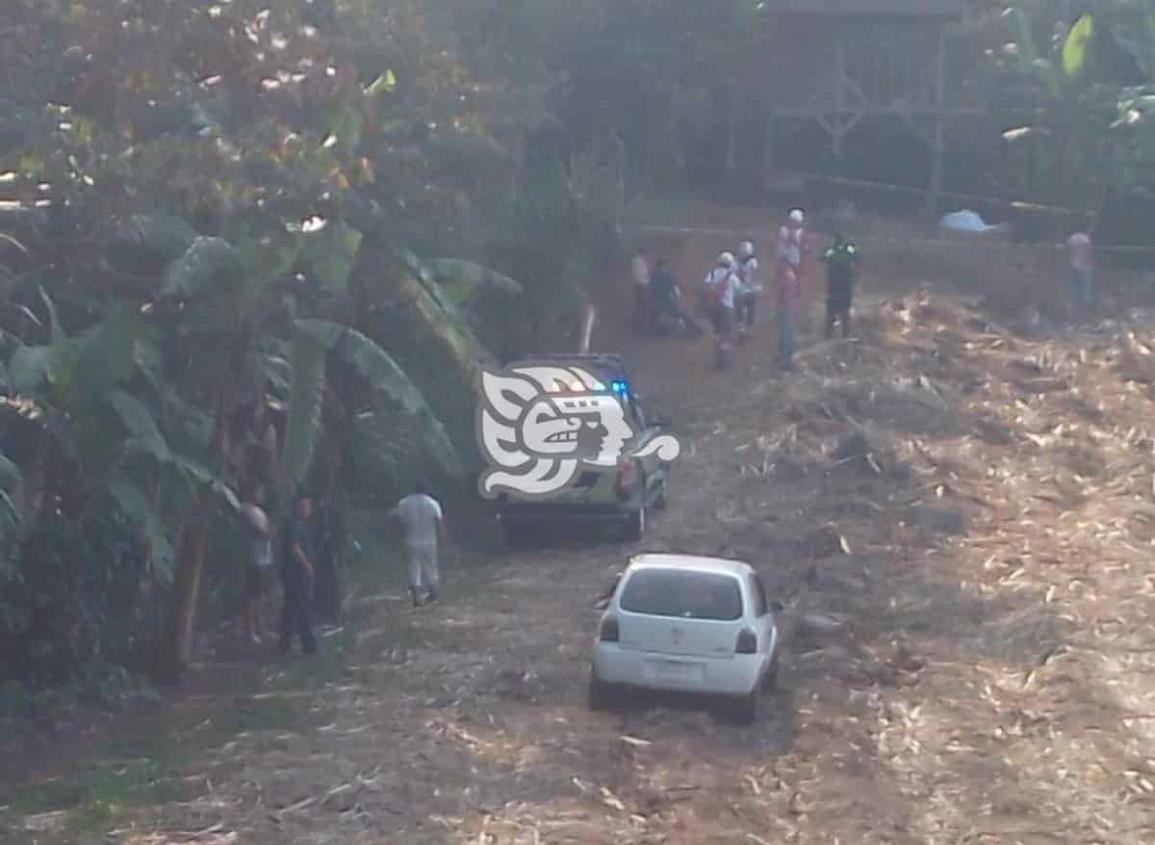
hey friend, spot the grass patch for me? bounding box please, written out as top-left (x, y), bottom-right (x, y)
top-left (0, 694), bottom-right (323, 837)
top-left (4, 748), bottom-right (185, 833)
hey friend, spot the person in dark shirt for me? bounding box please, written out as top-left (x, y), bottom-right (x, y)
top-left (821, 234), bottom-right (860, 340)
top-left (279, 491), bottom-right (318, 656)
top-left (650, 258), bottom-right (704, 337)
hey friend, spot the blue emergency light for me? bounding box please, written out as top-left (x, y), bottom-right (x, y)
top-left (610, 379), bottom-right (629, 395)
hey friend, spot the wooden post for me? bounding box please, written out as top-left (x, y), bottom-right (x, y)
top-left (832, 24), bottom-right (846, 164)
top-left (925, 24), bottom-right (947, 220)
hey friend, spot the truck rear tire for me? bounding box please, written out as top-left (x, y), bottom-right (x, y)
top-left (503, 522), bottom-right (530, 549)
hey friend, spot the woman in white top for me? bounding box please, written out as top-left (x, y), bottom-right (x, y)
top-left (703, 252), bottom-right (742, 370)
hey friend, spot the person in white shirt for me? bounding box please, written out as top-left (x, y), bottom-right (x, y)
top-left (735, 240), bottom-right (761, 337)
top-left (630, 249), bottom-right (652, 335)
top-left (775, 209), bottom-right (809, 368)
top-left (389, 480), bottom-right (447, 607)
top-left (703, 252), bottom-right (742, 370)
top-left (1067, 230), bottom-right (1094, 309)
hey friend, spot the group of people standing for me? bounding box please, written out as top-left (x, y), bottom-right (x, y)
top-left (631, 208), bottom-right (862, 371)
top-left (239, 480), bottom-right (449, 657)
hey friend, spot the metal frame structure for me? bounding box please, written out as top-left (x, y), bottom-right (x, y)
top-left (759, 0), bottom-right (979, 216)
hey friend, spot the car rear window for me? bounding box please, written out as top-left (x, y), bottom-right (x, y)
top-left (619, 569), bottom-right (744, 621)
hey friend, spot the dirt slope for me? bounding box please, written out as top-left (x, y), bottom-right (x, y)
top-left (7, 212), bottom-right (1155, 844)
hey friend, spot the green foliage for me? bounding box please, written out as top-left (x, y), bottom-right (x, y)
top-left (986, 1), bottom-right (1155, 207)
top-left (1, 0), bottom-right (636, 697)
top-left (298, 319), bottom-right (463, 479)
top-left (1063, 15), bottom-right (1095, 78)
top-left (280, 325), bottom-right (328, 494)
top-left (160, 238), bottom-right (241, 301)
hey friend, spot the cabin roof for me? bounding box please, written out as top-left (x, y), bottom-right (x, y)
top-left (759, 0), bottom-right (966, 17)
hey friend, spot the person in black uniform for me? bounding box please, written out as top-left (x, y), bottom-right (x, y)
top-left (279, 491), bottom-right (318, 656)
top-left (821, 234), bottom-right (860, 340)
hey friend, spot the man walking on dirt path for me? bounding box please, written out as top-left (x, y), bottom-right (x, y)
top-left (822, 234), bottom-right (859, 339)
top-left (390, 480), bottom-right (447, 608)
top-left (775, 209), bottom-right (808, 368)
top-left (703, 251), bottom-right (742, 370)
top-left (1067, 229), bottom-right (1094, 311)
top-left (279, 491), bottom-right (318, 656)
top-left (631, 248), bottom-right (653, 335)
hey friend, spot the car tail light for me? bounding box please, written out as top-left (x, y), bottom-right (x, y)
top-left (599, 616), bottom-right (620, 642)
top-left (735, 627), bottom-right (757, 654)
top-left (615, 459), bottom-right (637, 498)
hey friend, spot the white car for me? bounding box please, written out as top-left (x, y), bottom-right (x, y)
top-left (589, 553), bottom-right (780, 723)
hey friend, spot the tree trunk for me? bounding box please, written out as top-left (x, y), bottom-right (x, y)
top-left (154, 487), bottom-right (214, 681)
top-left (154, 378), bottom-right (235, 682)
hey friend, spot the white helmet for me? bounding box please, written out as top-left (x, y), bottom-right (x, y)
top-left (738, 240), bottom-right (755, 258)
top-left (718, 251), bottom-right (736, 267)
top-left (788, 208), bottom-right (805, 224)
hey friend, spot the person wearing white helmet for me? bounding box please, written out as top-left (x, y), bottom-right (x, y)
top-left (774, 208), bottom-right (809, 369)
top-left (735, 240), bottom-right (761, 338)
top-left (703, 251), bottom-right (742, 369)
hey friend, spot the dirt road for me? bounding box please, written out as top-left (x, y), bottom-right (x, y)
top-left (7, 210), bottom-right (1155, 843)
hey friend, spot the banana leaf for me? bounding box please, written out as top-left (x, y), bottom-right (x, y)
top-left (107, 475), bottom-right (176, 581)
top-left (115, 213), bottom-right (198, 263)
top-left (1063, 15), bottom-right (1094, 78)
top-left (280, 324), bottom-right (327, 494)
top-left (160, 236), bottom-right (241, 300)
top-left (295, 319), bottom-right (462, 478)
top-left (0, 451), bottom-right (20, 491)
top-left (108, 390), bottom-right (171, 463)
top-left (300, 222), bottom-right (362, 293)
top-left (425, 258), bottom-right (523, 305)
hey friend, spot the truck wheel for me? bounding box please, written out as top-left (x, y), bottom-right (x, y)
top-left (503, 523), bottom-right (529, 549)
top-left (652, 476), bottom-right (669, 510)
top-left (588, 674), bottom-right (618, 711)
top-left (763, 654), bottom-right (780, 691)
top-left (729, 686), bottom-right (761, 725)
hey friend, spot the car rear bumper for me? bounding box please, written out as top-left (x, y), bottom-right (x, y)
top-left (498, 500), bottom-right (638, 528)
top-left (592, 643), bottom-right (767, 696)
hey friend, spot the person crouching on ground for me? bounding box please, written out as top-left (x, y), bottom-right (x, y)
top-left (279, 491), bottom-right (318, 656)
top-left (390, 480), bottom-right (447, 608)
top-left (703, 251), bottom-right (742, 370)
top-left (735, 240), bottom-right (761, 338)
top-left (651, 257), bottom-right (704, 337)
top-left (822, 233), bottom-right (859, 339)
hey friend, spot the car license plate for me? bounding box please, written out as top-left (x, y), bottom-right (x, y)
top-left (654, 661), bottom-right (701, 682)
